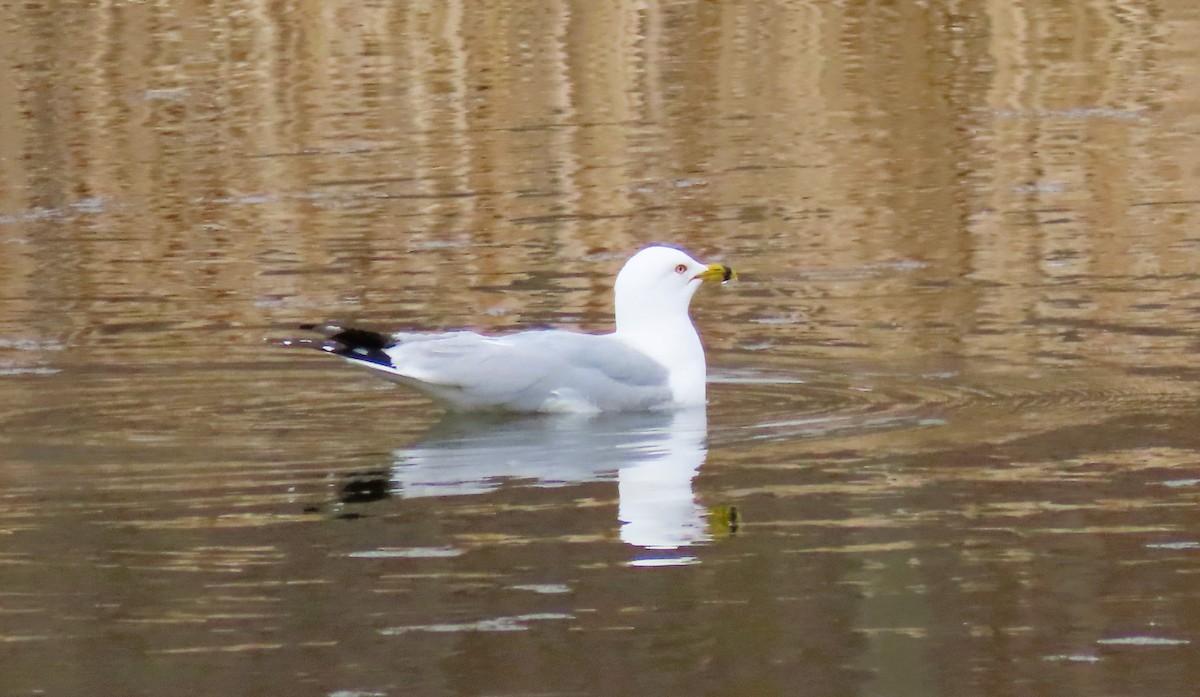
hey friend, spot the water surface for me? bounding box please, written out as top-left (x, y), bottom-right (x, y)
top-left (3, 1), bottom-right (1200, 696)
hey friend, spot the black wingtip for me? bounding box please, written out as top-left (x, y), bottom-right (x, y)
top-left (300, 323), bottom-right (394, 367)
top-left (327, 327), bottom-right (392, 352)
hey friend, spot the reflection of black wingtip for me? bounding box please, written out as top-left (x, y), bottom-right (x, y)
top-left (340, 472), bottom-right (391, 504)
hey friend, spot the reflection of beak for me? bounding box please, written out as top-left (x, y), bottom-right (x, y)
top-left (694, 263), bottom-right (736, 284)
top-left (707, 504), bottom-right (740, 539)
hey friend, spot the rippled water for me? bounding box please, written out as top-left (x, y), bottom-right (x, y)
top-left (3, 1), bottom-right (1200, 696)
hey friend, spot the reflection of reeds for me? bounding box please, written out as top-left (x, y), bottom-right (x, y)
top-left (0, 1), bottom-right (1196, 368)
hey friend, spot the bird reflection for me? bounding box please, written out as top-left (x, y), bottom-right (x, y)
top-left (341, 408), bottom-right (717, 550)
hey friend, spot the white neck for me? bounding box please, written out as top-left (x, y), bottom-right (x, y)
top-left (614, 294), bottom-right (707, 406)
top-left (609, 247), bottom-right (714, 407)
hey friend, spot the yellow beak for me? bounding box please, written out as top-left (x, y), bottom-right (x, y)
top-left (695, 263), bottom-right (736, 284)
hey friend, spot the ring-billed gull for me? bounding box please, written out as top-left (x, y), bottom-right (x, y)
top-left (290, 245), bottom-right (734, 412)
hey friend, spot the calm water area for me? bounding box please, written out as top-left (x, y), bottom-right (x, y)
top-left (3, 1), bottom-right (1200, 695)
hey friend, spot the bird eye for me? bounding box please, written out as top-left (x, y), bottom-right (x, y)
top-left (675, 264), bottom-right (688, 274)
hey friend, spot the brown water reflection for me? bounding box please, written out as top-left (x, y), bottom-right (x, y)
top-left (4, 1), bottom-right (1200, 695)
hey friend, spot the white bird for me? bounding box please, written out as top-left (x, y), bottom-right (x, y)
top-left (291, 245), bottom-right (734, 412)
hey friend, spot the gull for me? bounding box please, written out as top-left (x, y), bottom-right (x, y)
top-left (290, 245), bottom-right (734, 412)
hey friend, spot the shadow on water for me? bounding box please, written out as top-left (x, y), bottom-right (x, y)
top-left (333, 407), bottom-right (738, 555)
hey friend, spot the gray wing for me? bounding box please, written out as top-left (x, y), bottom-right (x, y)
top-left (381, 330), bottom-right (673, 411)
